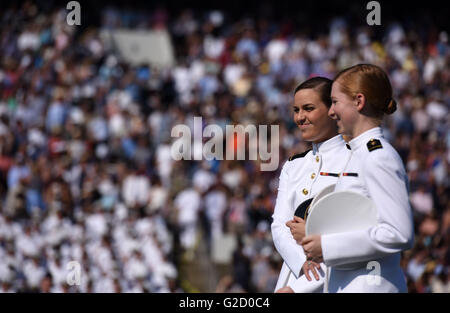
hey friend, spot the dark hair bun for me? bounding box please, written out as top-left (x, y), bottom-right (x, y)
top-left (384, 98), bottom-right (397, 114)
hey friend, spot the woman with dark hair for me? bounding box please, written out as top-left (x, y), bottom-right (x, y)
top-left (271, 77), bottom-right (350, 293)
top-left (302, 64), bottom-right (414, 292)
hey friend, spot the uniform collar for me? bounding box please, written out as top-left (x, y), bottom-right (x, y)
top-left (348, 127), bottom-right (383, 151)
top-left (312, 134), bottom-right (345, 155)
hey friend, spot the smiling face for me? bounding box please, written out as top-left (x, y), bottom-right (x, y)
top-left (328, 82), bottom-right (360, 137)
top-left (293, 88), bottom-right (338, 143)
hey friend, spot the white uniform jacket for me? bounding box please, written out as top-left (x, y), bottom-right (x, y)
top-left (272, 135), bottom-right (351, 292)
top-left (321, 127), bottom-right (414, 292)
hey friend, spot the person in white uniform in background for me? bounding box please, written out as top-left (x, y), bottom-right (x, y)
top-left (302, 64), bottom-right (414, 292)
top-left (271, 77), bottom-right (351, 293)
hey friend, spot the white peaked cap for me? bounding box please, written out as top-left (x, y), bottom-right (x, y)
top-left (306, 191), bottom-right (378, 237)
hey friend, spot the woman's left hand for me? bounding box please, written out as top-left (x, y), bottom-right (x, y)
top-left (301, 235), bottom-right (324, 263)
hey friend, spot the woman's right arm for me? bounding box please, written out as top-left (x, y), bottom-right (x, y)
top-left (271, 161), bottom-right (307, 279)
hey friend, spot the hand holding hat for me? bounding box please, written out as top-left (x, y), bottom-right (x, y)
top-left (286, 216), bottom-right (306, 244)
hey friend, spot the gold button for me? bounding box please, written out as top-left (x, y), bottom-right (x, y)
top-left (302, 188), bottom-right (308, 195)
top-left (316, 156), bottom-right (319, 162)
top-left (311, 173), bottom-right (316, 179)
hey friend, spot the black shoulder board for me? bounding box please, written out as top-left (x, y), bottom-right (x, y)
top-left (367, 139), bottom-right (383, 152)
top-left (289, 149), bottom-right (311, 161)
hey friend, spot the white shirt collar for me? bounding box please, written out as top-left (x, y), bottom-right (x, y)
top-left (312, 134), bottom-right (345, 155)
top-left (348, 127), bottom-right (383, 151)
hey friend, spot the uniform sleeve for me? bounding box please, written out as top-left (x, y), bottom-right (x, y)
top-left (271, 161), bottom-right (307, 278)
top-left (287, 263), bottom-right (326, 293)
top-left (321, 149), bottom-right (414, 267)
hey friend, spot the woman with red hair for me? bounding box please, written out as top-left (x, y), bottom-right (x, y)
top-left (302, 64), bottom-right (414, 292)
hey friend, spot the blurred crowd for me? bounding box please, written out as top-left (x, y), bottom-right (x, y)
top-left (0, 1), bottom-right (449, 293)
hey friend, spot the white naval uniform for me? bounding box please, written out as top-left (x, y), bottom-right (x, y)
top-left (271, 135), bottom-right (350, 293)
top-left (321, 127), bottom-right (414, 293)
